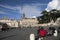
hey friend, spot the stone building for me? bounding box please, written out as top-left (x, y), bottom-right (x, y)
top-left (0, 14), bottom-right (39, 28)
top-left (19, 13), bottom-right (38, 27)
top-left (20, 18), bottom-right (38, 27)
top-left (0, 17), bottom-right (18, 27)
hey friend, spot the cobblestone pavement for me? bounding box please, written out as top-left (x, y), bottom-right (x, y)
top-left (0, 27), bottom-right (60, 40)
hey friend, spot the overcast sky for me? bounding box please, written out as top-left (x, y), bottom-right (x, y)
top-left (1, 0), bottom-right (60, 19)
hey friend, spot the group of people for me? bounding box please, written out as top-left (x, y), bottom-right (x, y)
top-left (1, 23), bottom-right (9, 32)
top-left (35, 27), bottom-right (58, 40)
top-left (30, 27), bottom-right (58, 40)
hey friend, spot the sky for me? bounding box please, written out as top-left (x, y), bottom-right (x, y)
top-left (1, 0), bottom-right (59, 19)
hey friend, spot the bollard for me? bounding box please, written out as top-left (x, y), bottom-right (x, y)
top-left (38, 37), bottom-right (41, 40)
top-left (30, 33), bottom-right (35, 40)
top-left (53, 30), bottom-right (58, 37)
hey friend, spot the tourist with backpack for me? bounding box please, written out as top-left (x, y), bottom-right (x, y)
top-left (35, 27), bottom-right (47, 40)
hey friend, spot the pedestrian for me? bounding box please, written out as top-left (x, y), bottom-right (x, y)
top-left (1, 23), bottom-right (8, 32)
top-left (48, 27), bottom-right (53, 36)
top-left (48, 27), bottom-right (56, 36)
top-left (52, 27), bottom-right (55, 34)
top-left (38, 27), bottom-right (46, 40)
top-left (37, 26), bottom-right (41, 34)
top-left (36, 26), bottom-right (42, 40)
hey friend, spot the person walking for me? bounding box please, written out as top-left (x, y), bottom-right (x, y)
top-left (38, 27), bottom-right (46, 40)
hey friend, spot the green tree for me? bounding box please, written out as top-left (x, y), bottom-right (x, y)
top-left (37, 10), bottom-right (50, 23)
top-left (49, 9), bottom-right (59, 22)
top-left (37, 9), bottom-right (60, 24)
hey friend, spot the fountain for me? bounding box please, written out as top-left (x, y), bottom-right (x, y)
top-left (54, 18), bottom-right (60, 26)
top-left (47, 18), bottom-right (60, 26)
top-left (47, 20), bottom-right (54, 26)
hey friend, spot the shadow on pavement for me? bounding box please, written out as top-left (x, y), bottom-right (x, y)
top-left (0, 34), bottom-right (16, 40)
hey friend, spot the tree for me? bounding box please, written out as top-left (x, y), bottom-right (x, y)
top-left (37, 9), bottom-right (60, 24)
top-left (49, 9), bottom-right (60, 22)
top-left (37, 10), bottom-right (50, 23)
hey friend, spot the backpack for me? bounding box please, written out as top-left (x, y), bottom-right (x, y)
top-left (39, 29), bottom-right (46, 37)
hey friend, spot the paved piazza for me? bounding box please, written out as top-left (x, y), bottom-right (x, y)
top-left (0, 27), bottom-right (60, 40)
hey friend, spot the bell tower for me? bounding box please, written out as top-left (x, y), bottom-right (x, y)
top-left (22, 13), bottom-right (26, 19)
top-left (21, 5), bottom-right (26, 19)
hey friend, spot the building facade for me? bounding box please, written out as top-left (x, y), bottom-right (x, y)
top-left (0, 19), bottom-right (18, 27)
top-left (0, 14), bottom-right (39, 27)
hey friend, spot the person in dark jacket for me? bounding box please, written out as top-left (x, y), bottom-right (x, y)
top-left (1, 23), bottom-right (9, 32)
top-left (35, 27), bottom-right (46, 40)
top-left (38, 27), bottom-right (46, 37)
top-left (48, 27), bottom-right (55, 36)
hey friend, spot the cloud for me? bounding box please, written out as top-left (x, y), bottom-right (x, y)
top-left (0, 11), bottom-right (7, 14)
top-left (31, 3), bottom-right (47, 6)
top-left (19, 4), bottom-right (42, 18)
top-left (0, 4), bottom-right (17, 10)
top-left (0, 3), bottom-right (47, 18)
top-left (0, 11), bottom-right (15, 16)
top-left (45, 0), bottom-right (59, 11)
